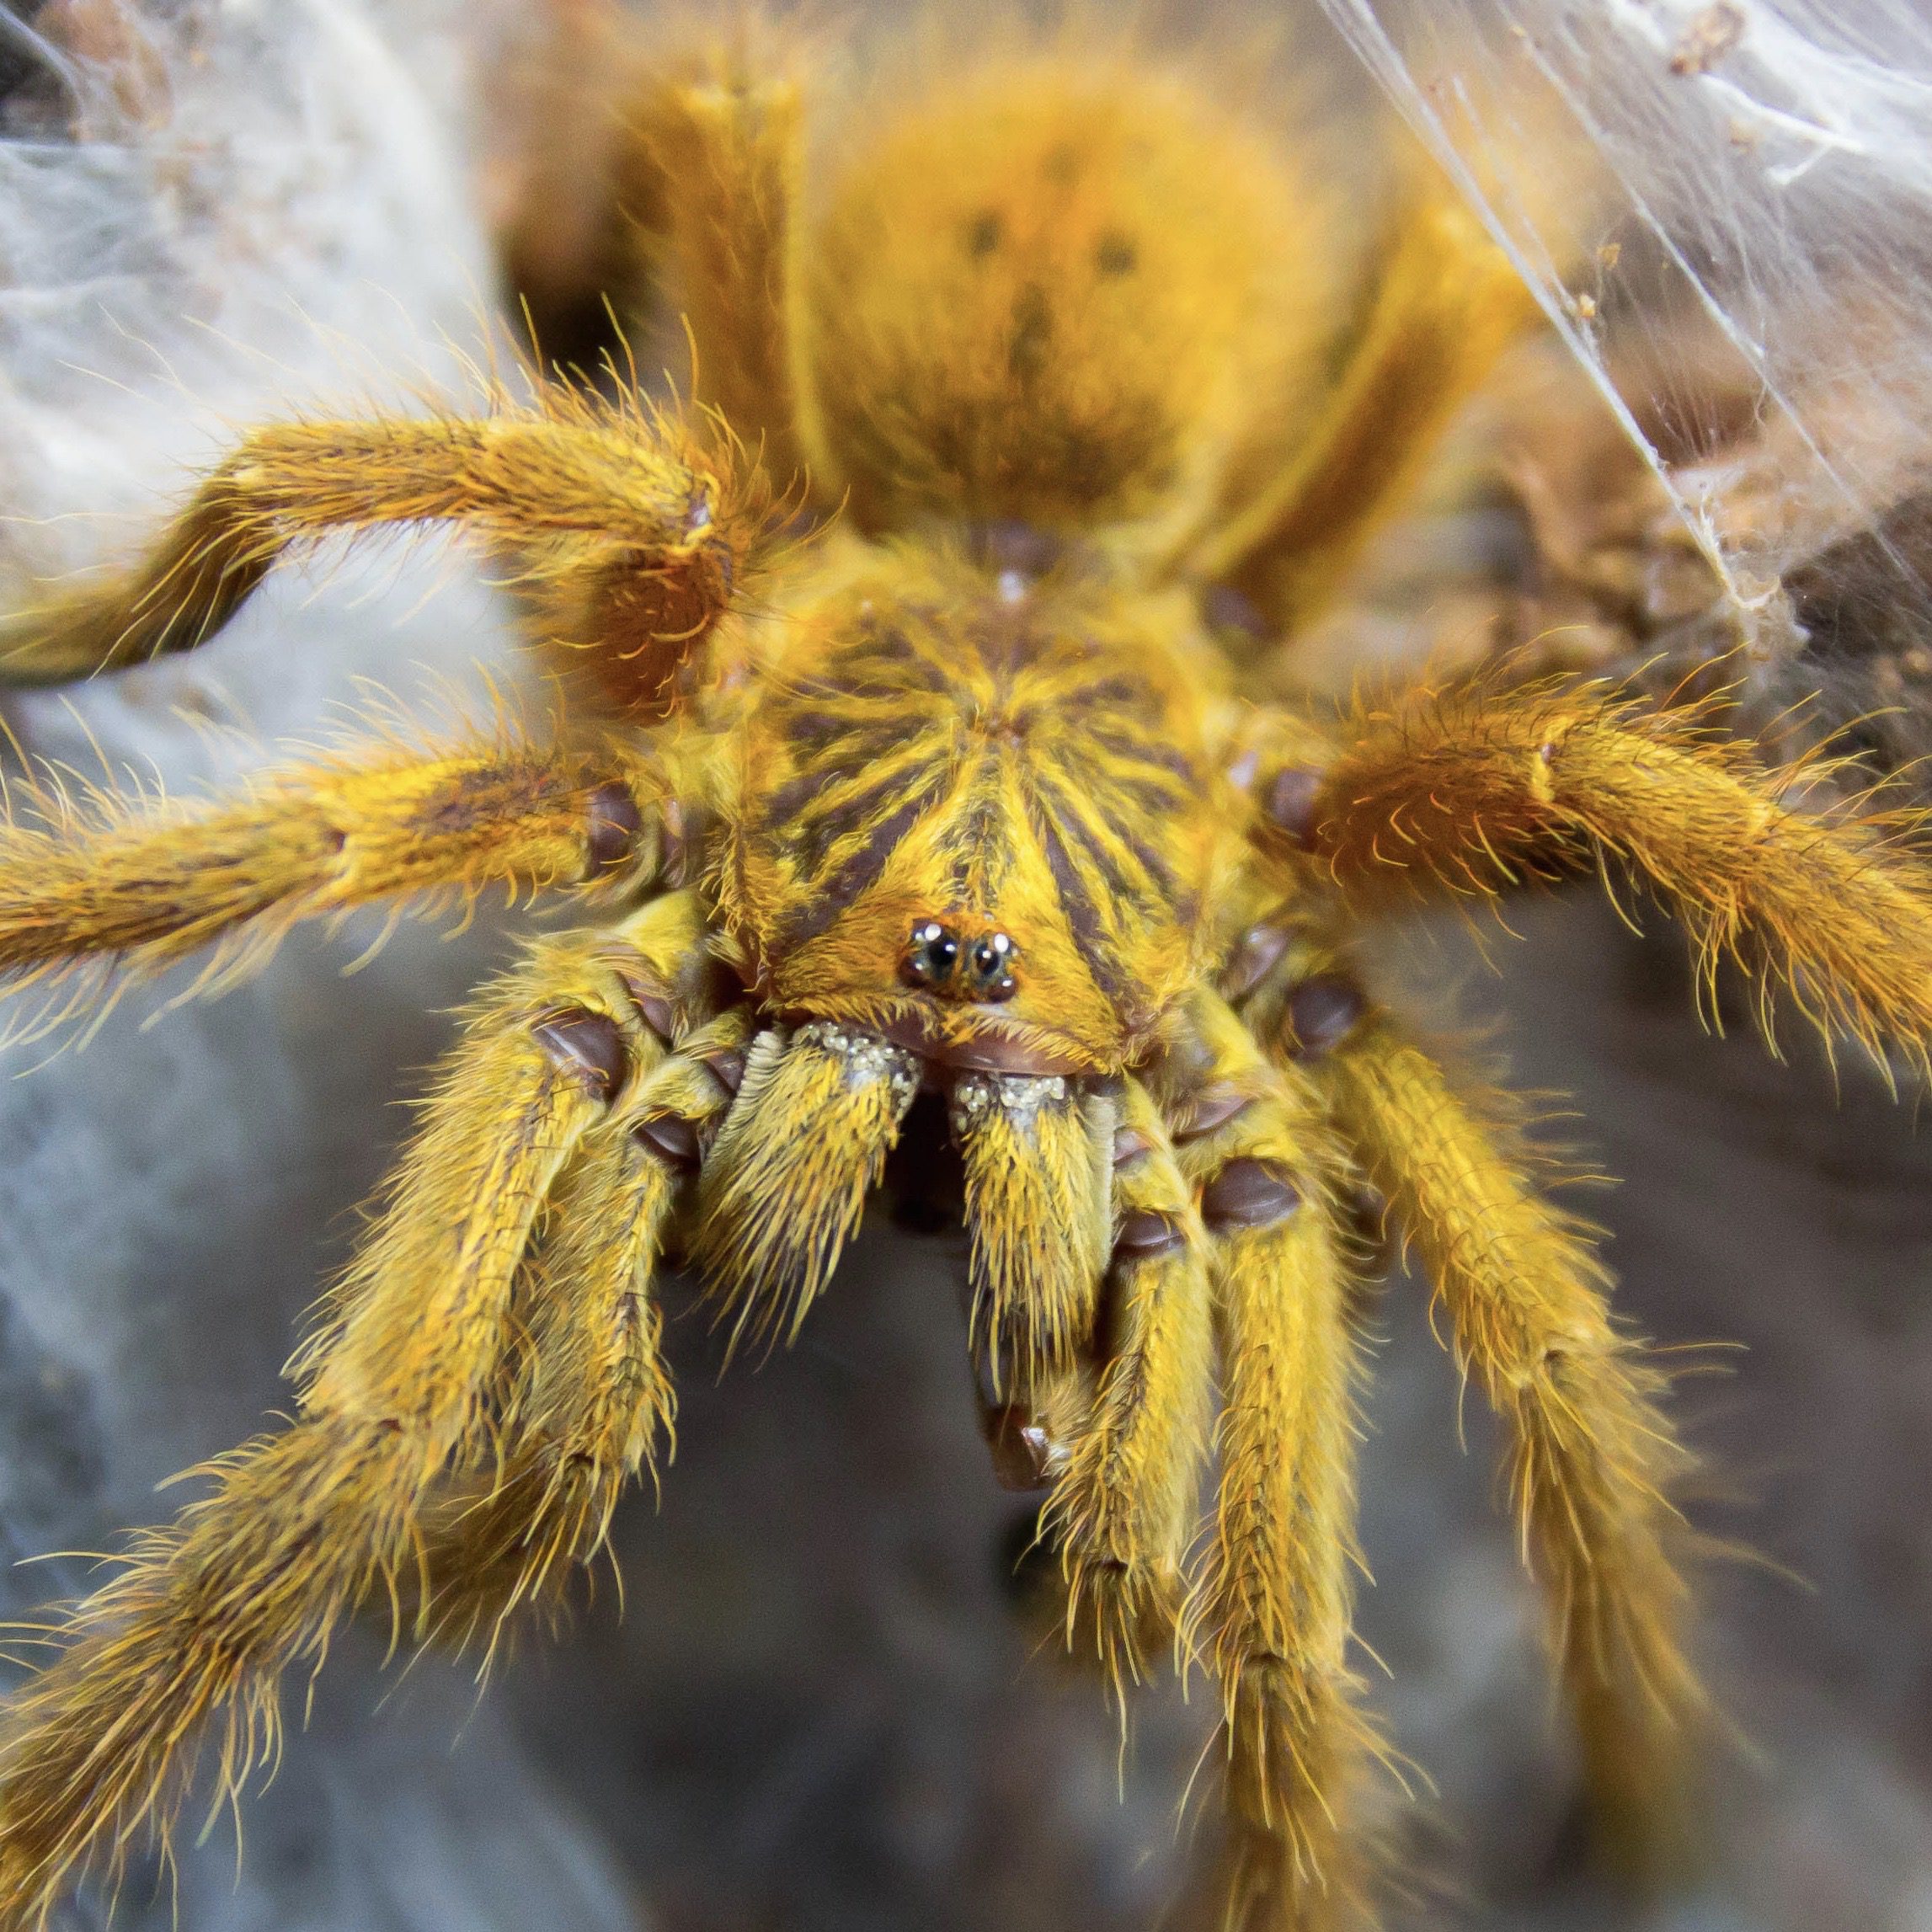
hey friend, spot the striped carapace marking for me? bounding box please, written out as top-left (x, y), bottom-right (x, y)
top-left (739, 579), bottom-right (1213, 1001)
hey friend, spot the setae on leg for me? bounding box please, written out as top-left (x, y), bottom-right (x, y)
top-left (1316, 1011), bottom-right (1703, 1877)
top-left (1197, 1102), bottom-right (1379, 1931)
top-left (1155, 991), bottom-right (1387, 1931)
top-left (1186, 185), bottom-right (1537, 639)
top-left (420, 1003), bottom-right (755, 1654)
top-left (0, 403), bottom-right (754, 688)
top-left (0, 732), bottom-right (670, 1009)
top-left (617, 44), bottom-right (814, 496)
top-left (1260, 675), bottom-right (1932, 1070)
top-left (1046, 1076), bottom-right (1215, 1694)
top-left (0, 929), bottom-right (655, 1924)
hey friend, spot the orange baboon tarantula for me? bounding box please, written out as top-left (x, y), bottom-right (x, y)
top-left (2, 27), bottom-right (1932, 1932)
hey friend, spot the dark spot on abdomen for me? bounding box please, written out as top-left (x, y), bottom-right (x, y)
top-left (1008, 285), bottom-right (1053, 382)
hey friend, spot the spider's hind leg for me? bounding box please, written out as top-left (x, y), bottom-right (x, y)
top-left (0, 910), bottom-right (702, 1923)
top-left (1185, 180), bottom-right (1537, 641)
top-left (500, 13), bottom-right (814, 497)
top-left (616, 43), bottom-right (814, 499)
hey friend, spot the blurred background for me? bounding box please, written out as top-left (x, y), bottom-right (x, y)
top-left (0, 3), bottom-right (1928, 1929)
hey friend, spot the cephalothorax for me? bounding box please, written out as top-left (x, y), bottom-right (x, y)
top-left (1, 28), bottom-right (1931, 1932)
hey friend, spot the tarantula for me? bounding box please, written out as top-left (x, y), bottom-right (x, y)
top-left (0, 28), bottom-right (1930, 1932)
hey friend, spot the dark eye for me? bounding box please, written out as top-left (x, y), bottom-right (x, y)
top-left (900, 923), bottom-right (1019, 1001)
top-left (903, 921), bottom-right (961, 988)
top-left (963, 931), bottom-right (1019, 1001)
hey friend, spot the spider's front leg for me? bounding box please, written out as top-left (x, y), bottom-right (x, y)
top-left (1149, 990), bottom-right (1387, 1932)
top-left (1241, 920), bottom-right (1702, 1876)
top-left (0, 729), bottom-right (671, 1020)
top-left (694, 1029), bottom-right (1217, 1687)
top-left (0, 915), bottom-right (690, 1923)
top-left (683, 985), bottom-right (1380, 1921)
top-left (419, 890), bottom-right (753, 1652)
top-left (1043, 1075), bottom-right (1215, 1689)
top-left (0, 397), bottom-right (755, 707)
top-left (1258, 675), bottom-right (1932, 1064)
top-left (1236, 671), bottom-right (1932, 1877)
top-left (786, 1002), bottom-right (1381, 1926)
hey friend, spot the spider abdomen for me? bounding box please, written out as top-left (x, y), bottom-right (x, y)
top-left (801, 56), bottom-right (1345, 544)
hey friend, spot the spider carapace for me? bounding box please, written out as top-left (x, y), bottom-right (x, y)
top-left (730, 536), bottom-right (1234, 1069)
top-left (2, 29), bottom-right (1932, 1932)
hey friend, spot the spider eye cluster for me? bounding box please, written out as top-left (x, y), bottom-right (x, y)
top-left (901, 921), bottom-right (1019, 1002)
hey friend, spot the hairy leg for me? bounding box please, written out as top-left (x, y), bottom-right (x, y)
top-left (0, 398), bottom-right (754, 702)
top-left (0, 730), bottom-right (670, 1027)
top-left (421, 990), bottom-right (758, 1652)
top-left (1318, 1005), bottom-right (1701, 1875)
top-left (0, 926), bottom-right (659, 1924)
top-left (414, 889), bottom-right (723, 1642)
top-left (430, 1110), bottom-right (680, 1649)
top-left (1152, 991), bottom-right (1385, 1930)
top-left (1205, 1177), bottom-right (1374, 1932)
top-left (618, 41), bottom-right (814, 498)
top-left (1187, 187), bottom-right (1536, 638)
top-left (1046, 1076), bottom-right (1215, 1692)
top-left (1254, 676), bottom-right (1932, 1070)
top-left (1226, 923), bottom-right (1705, 1876)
